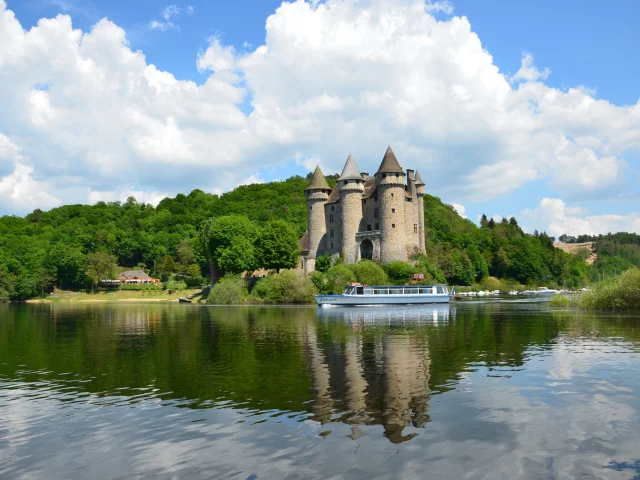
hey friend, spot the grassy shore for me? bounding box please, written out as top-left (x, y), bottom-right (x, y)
top-left (25, 289), bottom-right (204, 303)
top-left (549, 267), bottom-right (640, 311)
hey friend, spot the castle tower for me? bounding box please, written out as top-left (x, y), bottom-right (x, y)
top-left (338, 154), bottom-right (365, 263)
top-left (415, 170), bottom-right (426, 254)
top-left (375, 147), bottom-right (407, 263)
top-left (305, 166), bottom-right (331, 271)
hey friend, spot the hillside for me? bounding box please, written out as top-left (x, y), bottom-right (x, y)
top-left (553, 242), bottom-right (597, 265)
top-left (0, 176), bottom-right (600, 300)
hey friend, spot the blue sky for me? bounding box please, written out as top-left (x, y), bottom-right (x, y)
top-left (1, 0), bottom-right (639, 235)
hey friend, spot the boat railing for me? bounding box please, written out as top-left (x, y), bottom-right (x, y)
top-left (345, 286), bottom-right (447, 296)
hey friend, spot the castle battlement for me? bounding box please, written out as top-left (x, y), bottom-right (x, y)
top-left (300, 147), bottom-right (426, 273)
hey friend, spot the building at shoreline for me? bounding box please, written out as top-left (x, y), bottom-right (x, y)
top-left (300, 147), bottom-right (426, 273)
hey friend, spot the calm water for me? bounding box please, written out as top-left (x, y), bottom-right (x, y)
top-left (1, 301), bottom-right (640, 479)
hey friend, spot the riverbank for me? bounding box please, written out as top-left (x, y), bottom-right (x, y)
top-left (550, 267), bottom-right (640, 311)
top-left (24, 289), bottom-right (205, 304)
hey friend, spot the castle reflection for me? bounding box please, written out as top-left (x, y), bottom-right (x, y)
top-left (305, 305), bottom-right (453, 443)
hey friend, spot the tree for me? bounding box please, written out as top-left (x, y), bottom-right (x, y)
top-left (86, 252), bottom-right (119, 292)
top-left (480, 214), bottom-right (488, 227)
top-left (201, 216), bottom-right (259, 276)
top-left (488, 218), bottom-right (496, 229)
top-left (315, 253), bottom-right (332, 273)
top-left (255, 220), bottom-right (300, 272)
top-left (509, 217), bottom-right (518, 227)
top-left (34, 266), bottom-right (56, 297)
top-left (161, 256), bottom-right (177, 276)
top-left (176, 238), bottom-right (196, 273)
top-left (186, 264), bottom-right (201, 277)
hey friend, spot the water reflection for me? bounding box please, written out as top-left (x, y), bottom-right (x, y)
top-left (317, 304), bottom-right (454, 326)
top-left (2, 303), bottom-right (640, 479)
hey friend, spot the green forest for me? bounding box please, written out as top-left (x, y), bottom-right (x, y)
top-left (1, 174), bottom-right (639, 301)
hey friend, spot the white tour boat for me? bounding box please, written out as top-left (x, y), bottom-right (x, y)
top-left (314, 283), bottom-right (452, 306)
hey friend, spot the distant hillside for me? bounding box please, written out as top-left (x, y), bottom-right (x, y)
top-left (0, 175), bottom-right (619, 300)
top-left (558, 233), bottom-right (640, 279)
top-left (554, 242), bottom-right (597, 265)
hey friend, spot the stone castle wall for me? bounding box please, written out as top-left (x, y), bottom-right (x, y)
top-left (377, 175), bottom-right (407, 263)
top-left (340, 181), bottom-right (364, 263)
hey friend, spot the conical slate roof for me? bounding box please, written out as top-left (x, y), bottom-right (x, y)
top-left (338, 153), bottom-right (363, 181)
top-left (306, 165), bottom-right (330, 190)
top-left (375, 146), bottom-right (404, 175)
top-left (414, 170), bottom-right (425, 186)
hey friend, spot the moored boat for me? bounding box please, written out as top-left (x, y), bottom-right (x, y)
top-left (314, 283), bottom-right (452, 306)
top-left (520, 287), bottom-right (561, 296)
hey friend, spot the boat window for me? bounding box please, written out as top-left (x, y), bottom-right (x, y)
top-left (436, 286), bottom-right (445, 294)
top-left (389, 288), bottom-right (403, 294)
top-left (374, 288), bottom-right (388, 295)
top-left (356, 286), bottom-right (364, 295)
top-left (406, 288), bottom-right (418, 294)
top-left (344, 287), bottom-right (354, 295)
top-left (363, 288), bottom-right (373, 295)
top-left (418, 288), bottom-right (429, 294)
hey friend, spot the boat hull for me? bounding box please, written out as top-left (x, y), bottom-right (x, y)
top-left (314, 294), bottom-right (451, 306)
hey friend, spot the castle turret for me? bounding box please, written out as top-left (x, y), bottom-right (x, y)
top-left (414, 170), bottom-right (426, 254)
top-left (375, 147), bottom-right (407, 263)
top-left (305, 166), bottom-right (331, 271)
top-left (338, 154), bottom-right (365, 263)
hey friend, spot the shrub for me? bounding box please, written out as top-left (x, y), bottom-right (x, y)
top-left (207, 276), bottom-right (247, 304)
top-left (414, 255), bottom-right (447, 284)
top-left (382, 261), bottom-right (415, 284)
top-left (250, 271), bottom-right (317, 304)
top-left (347, 260), bottom-right (388, 286)
top-left (119, 284), bottom-right (161, 291)
top-left (315, 253), bottom-right (332, 273)
top-left (579, 267), bottom-right (640, 310)
top-left (323, 265), bottom-right (357, 294)
top-left (549, 294), bottom-right (572, 307)
top-left (184, 276), bottom-right (206, 288)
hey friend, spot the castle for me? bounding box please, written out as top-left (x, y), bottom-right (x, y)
top-left (300, 147), bottom-right (426, 273)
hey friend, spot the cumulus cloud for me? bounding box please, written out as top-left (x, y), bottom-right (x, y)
top-left (0, 134), bottom-right (60, 212)
top-left (522, 198), bottom-right (640, 237)
top-left (451, 203), bottom-right (466, 218)
top-left (0, 0), bottom-right (639, 216)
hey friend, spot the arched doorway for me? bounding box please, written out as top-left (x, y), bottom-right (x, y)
top-left (360, 239), bottom-right (373, 260)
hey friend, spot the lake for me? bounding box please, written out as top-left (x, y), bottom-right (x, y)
top-left (1, 301), bottom-right (640, 479)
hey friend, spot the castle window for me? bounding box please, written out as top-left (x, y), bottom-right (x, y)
top-left (374, 208), bottom-right (378, 218)
top-left (330, 214), bottom-right (334, 223)
top-left (391, 193), bottom-right (394, 198)
top-left (330, 229), bottom-right (334, 238)
top-left (375, 223), bottom-right (379, 230)
top-left (392, 208), bottom-right (395, 213)
top-left (309, 206), bottom-right (312, 210)
top-left (331, 206), bottom-right (334, 212)
top-left (392, 224), bottom-right (396, 229)
top-left (414, 224), bottom-right (418, 233)
top-left (367, 224), bottom-right (372, 231)
top-left (331, 242), bottom-right (334, 249)
top-left (363, 199), bottom-right (366, 205)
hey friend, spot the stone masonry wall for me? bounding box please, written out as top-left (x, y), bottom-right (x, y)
top-left (340, 182), bottom-right (364, 263)
top-left (306, 190), bottom-right (328, 259)
top-left (377, 175), bottom-right (407, 263)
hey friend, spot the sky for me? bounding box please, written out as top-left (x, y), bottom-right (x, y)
top-left (0, 0), bottom-right (639, 237)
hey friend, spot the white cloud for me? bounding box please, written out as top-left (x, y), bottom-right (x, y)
top-left (0, 0), bottom-right (639, 217)
top-left (87, 188), bottom-right (168, 206)
top-left (451, 202), bottom-right (466, 218)
top-left (0, 134), bottom-right (60, 212)
top-left (522, 197), bottom-right (640, 237)
top-left (510, 52), bottom-right (550, 83)
top-left (148, 4), bottom-right (194, 31)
